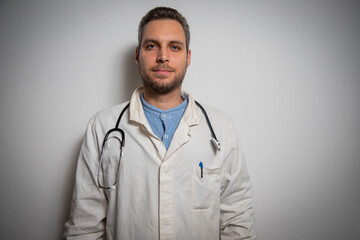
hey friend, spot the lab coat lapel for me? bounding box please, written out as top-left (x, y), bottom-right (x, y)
top-left (129, 87), bottom-right (167, 159)
top-left (164, 120), bottom-right (191, 160)
top-left (164, 93), bottom-right (200, 160)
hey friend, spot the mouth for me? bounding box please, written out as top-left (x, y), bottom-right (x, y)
top-left (151, 66), bottom-right (175, 75)
top-left (153, 70), bottom-right (173, 75)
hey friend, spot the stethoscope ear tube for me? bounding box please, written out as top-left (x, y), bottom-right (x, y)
top-left (115, 103), bottom-right (130, 129)
top-left (102, 128), bottom-right (125, 149)
top-left (98, 129), bottom-right (125, 189)
top-left (113, 101), bottom-right (220, 150)
top-left (195, 101), bottom-right (221, 151)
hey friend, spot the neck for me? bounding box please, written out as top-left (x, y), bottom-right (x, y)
top-left (143, 87), bottom-right (183, 111)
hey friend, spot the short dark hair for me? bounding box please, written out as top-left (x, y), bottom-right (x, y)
top-left (138, 7), bottom-right (190, 51)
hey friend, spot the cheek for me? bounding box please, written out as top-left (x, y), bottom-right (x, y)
top-left (172, 53), bottom-right (188, 63)
top-left (174, 57), bottom-right (189, 69)
top-left (141, 51), bottom-right (157, 62)
top-left (138, 56), bottom-right (150, 68)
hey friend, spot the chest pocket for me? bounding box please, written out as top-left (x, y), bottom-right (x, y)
top-left (191, 164), bottom-right (221, 211)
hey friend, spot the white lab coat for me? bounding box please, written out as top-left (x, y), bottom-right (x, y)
top-left (64, 87), bottom-right (256, 240)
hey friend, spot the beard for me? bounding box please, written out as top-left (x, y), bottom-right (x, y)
top-left (139, 63), bottom-right (187, 95)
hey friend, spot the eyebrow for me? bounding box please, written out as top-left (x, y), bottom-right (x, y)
top-left (142, 39), bottom-right (185, 47)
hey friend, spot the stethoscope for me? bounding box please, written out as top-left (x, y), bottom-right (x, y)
top-left (97, 101), bottom-right (221, 189)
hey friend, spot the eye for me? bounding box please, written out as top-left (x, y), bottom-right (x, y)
top-left (170, 45), bottom-right (181, 51)
top-left (145, 44), bottom-right (157, 49)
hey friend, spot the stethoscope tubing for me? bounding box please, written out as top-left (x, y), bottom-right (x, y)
top-left (113, 101), bottom-right (219, 147)
top-left (98, 100), bottom-right (221, 189)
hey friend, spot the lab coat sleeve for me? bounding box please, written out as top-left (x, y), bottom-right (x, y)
top-left (220, 119), bottom-right (256, 240)
top-left (64, 118), bottom-right (107, 240)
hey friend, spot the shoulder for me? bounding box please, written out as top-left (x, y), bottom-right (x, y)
top-left (184, 90), bottom-right (232, 125)
top-left (88, 101), bottom-right (130, 130)
top-left (194, 101), bottom-right (233, 125)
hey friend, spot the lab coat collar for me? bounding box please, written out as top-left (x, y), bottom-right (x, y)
top-left (129, 86), bottom-right (201, 127)
top-left (129, 86), bottom-right (201, 160)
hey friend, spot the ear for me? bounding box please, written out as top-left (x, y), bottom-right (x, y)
top-left (186, 49), bottom-right (191, 67)
top-left (135, 47), bottom-right (140, 65)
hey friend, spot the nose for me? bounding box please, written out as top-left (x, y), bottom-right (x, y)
top-left (157, 48), bottom-right (169, 63)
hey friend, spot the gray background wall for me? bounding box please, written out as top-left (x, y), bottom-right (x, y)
top-left (1, 0), bottom-right (359, 239)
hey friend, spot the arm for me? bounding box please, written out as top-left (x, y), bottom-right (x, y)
top-left (64, 119), bottom-right (107, 240)
top-left (220, 120), bottom-right (256, 239)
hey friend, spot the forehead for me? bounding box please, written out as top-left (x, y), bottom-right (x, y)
top-left (142, 20), bottom-right (186, 43)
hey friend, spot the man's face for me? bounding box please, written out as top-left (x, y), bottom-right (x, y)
top-left (136, 20), bottom-right (191, 95)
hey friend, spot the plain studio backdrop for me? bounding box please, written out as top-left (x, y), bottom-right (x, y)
top-left (1, 0), bottom-right (359, 239)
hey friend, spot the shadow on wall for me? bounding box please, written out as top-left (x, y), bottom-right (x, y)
top-left (119, 44), bottom-right (142, 102)
top-left (60, 138), bottom-right (82, 237)
top-left (60, 45), bottom-right (141, 237)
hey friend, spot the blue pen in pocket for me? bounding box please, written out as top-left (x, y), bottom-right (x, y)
top-left (199, 162), bottom-right (203, 178)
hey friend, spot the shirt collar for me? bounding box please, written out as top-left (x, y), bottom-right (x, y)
top-left (129, 86), bottom-right (200, 127)
top-left (140, 93), bottom-right (188, 115)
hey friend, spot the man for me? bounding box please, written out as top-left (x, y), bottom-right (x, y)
top-left (64, 6), bottom-right (256, 240)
